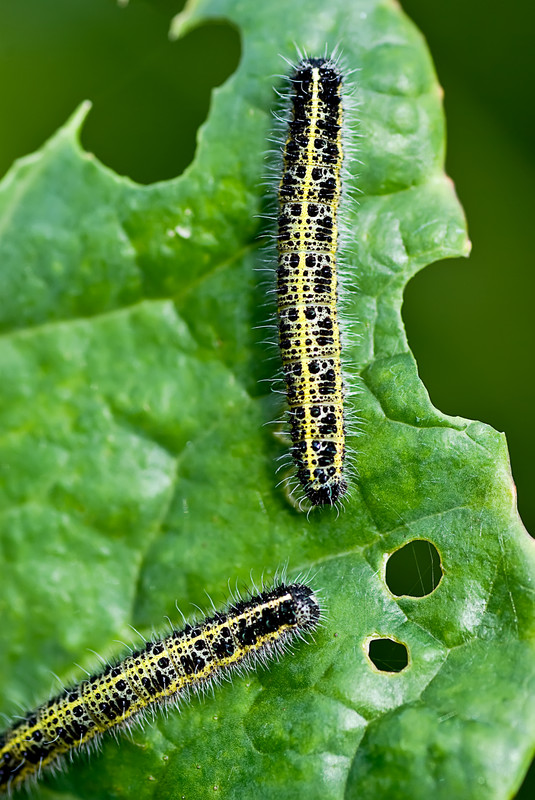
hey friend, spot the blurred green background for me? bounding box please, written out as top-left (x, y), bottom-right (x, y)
top-left (401, 0), bottom-right (535, 541)
top-left (0, 0), bottom-right (533, 794)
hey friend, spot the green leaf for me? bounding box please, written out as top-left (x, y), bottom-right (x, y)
top-left (1, 1), bottom-right (534, 799)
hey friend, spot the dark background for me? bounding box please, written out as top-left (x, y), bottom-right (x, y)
top-left (0, 0), bottom-right (533, 794)
top-left (401, 0), bottom-right (535, 541)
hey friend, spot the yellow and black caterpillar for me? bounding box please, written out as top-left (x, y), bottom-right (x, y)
top-left (276, 56), bottom-right (348, 506)
top-left (0, 582), bottom-right (320, 793)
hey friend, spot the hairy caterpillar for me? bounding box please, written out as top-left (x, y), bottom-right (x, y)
top-left (0, 582), bottom-right (321, 793)
top-left (274, 55), bottom-right (349, 507)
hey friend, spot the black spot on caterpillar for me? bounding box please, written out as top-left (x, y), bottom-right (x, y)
top-left (274, 55), bottom-right (348, 507)
top-left (0, 582), bottom-right (321, 794)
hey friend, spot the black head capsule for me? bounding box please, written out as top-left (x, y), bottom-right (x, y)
top-left (287, 583), bottom-right (321, 630)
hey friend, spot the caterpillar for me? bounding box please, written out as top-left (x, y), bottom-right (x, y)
top-left (275, 55), bottom-right (348, 507)
top-left (0, 581), bottom-right (321, 794)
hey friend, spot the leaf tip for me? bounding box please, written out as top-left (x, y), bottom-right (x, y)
top-left (169, 0), bottom-right (201, 41)
top-left (63, 101), bottom-right (93, 141)
top-left (464, 237), bottom-right (473, 257)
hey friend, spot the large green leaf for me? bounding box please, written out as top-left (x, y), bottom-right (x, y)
top-left (0, 0), bottom-right (533, 798)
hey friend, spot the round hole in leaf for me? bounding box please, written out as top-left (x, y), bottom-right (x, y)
top-left (385, 539), bottom-right (442, 597)
top-left (367, 638), bottom-right (409, 673)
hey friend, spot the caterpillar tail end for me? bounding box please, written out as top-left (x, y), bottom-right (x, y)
top-left (305, 478), bottom-right (348, 507)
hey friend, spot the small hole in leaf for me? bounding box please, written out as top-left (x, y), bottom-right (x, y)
top-left (385, 539), bottom-right (442, 597)
top-left (368, 638), bottom-right (408, 673)
top-left (514, 753), bottom-right (535, 799)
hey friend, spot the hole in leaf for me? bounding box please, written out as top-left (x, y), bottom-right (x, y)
top-left (0, 1), bottom-right (240, 183)
top-left (515, 752), bottom-right (535, 799)
top-left (81, 20), bottom-right (241, 183)
top-left (368, 638), bottom-right (409, 673)
top-left (385, 539), bottom-right (442, 597)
